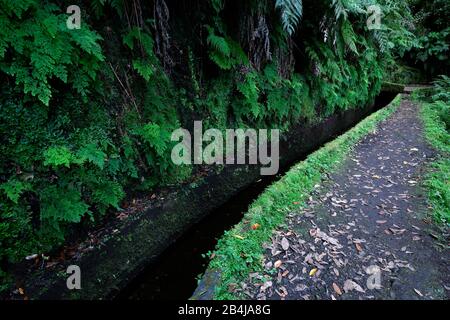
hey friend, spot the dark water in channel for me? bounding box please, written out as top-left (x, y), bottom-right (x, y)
top-left (116, 93), bottom-right (398, 300)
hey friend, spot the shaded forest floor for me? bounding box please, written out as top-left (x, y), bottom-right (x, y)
top-left (242, 97), bottom-right (449, 300)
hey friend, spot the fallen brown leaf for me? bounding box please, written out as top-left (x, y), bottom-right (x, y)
top-left (281, 237), bottom-right (290, 251)
top-left (343, 280), bottom-right (365, 293)
top-left (332, 283), bottom-right (342, 295)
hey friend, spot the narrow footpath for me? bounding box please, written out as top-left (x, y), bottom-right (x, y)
top-left (242, 97), bottom-right (449, 300)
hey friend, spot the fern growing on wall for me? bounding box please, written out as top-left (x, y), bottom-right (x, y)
top-left (0, 0), bottom-right (422, 291)
top-left (275, 0), bottom-right (303, 35)
top-left (0, 0), bottom-right (104, 105)
top-left (123, 27), bottom-right (158, 81)
top-left (206, 26), bottom-right (248, 70)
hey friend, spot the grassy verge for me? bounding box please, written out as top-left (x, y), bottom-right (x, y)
top-left (417, 99), bottom-right (450, 224)
top-left (207, 95), bottom-right (402, 300)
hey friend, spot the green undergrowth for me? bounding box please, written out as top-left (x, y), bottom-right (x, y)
top-left (414, 78), bottom-right (450, 224)
top-left (208, 95), bottom-right (402, 300)
top-left (0, 0), bottom-right (390, 290)
top-left (0, 0), bottom-right (439, 293)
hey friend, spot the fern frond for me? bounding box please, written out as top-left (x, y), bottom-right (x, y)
top-left (206, 27), bottom-right (231, 57)
top-left (210, 0), bottom-right (224, 14)
top-left (344, 0), bottom-right (368, 15)
top-left (373, 30), bottom-right (389, 54)
top-left (91, 0), bottom-right (124, 18)
top-left (205, 26), bottom-right (247, 70)
top-left (332, 0), bottom-right (348, 21)
top-left (341, 20), bottom-right (358, 54)
top-left (275, 0), bottom-right (303, 36)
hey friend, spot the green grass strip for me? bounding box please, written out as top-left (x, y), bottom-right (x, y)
top-left (418, 101), bottom-right (450, 224)
top-left (208, 95), bottom-right (402, 300)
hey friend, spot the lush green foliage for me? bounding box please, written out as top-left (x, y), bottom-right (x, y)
top-left (0, 0), bottom-right (435, 291)
top-left (412, 28), bottom-right (450, 77)
top-left (401, 0), bottom-right (450, 80)
top-left (0, 1), bottom-right (112, 280)
top-left (0, 0), bottom-right (104, 105)
top-left (430, 76), bottom-right (450, 130)
top-left (412, 76), bottom-right (449, 225)
top-left (206, 26), bottom-right (248, 71)
top-left (0, 1), bottom-right (185, 288)
top-left (209, 95), bottom-right (401, 299)
top-left (414, 75), bottom-right (450, 132)
top-left (275, 0), bottom-right (303, 35)
top-left (414, 79), bottom-right (450, 224)
top-left (423, 158), bottom-right (450, 225)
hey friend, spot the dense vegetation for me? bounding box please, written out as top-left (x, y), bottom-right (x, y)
top-left (208, 95), bottom-right (401, 299)
top-left (0, 0), bottom-right (448, 290)
top-left (414, 77), bottom-right (450, 224)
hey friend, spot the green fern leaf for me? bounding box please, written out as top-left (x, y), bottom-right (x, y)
top-left (132, 59), bottom-right (154, 81)
top-left (0, 180), bottom-right (31, 204)
top-left (275, 0), bottom-right (303, 35)
top-left (341, 20), bottom-right (358, 54)
top-left (77, 143), bottom-right (106, 169)
top-left (206, 27), bottom-right (231, 57)
top-left (40, 186), bottom-right (89, 223)
top-left (43, 146), bottom-right (74, 168)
